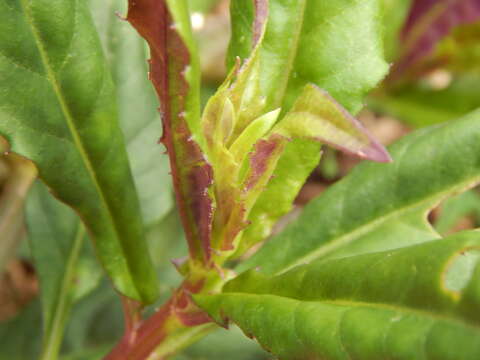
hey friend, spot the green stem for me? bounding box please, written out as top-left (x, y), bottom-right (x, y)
top-left (146, 323), bottom-right (217, 360)
top-left (39, 225), bottom-right (86, 360)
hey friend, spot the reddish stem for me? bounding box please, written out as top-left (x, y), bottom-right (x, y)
top-left (105, 281), bottom-right (211, 360)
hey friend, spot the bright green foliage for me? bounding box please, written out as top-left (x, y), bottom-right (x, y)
top-left (0, 0), bottom-right (158, 302)
top-left (228, 0), bottom-right (389, 114)
top-left (197, 108), bottom-right (480, 358)
top-left (271, 85), bottom-right (389, 162)
top-left (204, 0), bottom-right (390, 259)
top-left (197, 232), bottom-right (480, 360)
top-left (224, 0), bottom-right (390, 257)
top-left (241, 109), bottom-right (480, 275)
top-left (202, 60), bottom-right (389, 259)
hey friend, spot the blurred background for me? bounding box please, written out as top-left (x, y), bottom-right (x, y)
top-left (1, 0), bottom-right (480, 359)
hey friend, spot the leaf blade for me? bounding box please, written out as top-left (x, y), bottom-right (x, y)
top-left (197, 232), bottom-right (480, 360)
top-left (225, 0), bottom-right (391, 257)
top-left (242, 109), bottom-right (480, 275)
top-left (0, 0), bottom-right (158, 302)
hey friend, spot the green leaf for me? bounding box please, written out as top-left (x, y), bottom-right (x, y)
top-left (0, 0), bottom-right (158, 302)
top-left (202, 78), bottom-right (391, 259)
top-left (26, 182), bottom-right (102, 360)
top-left (88, 0), bottom-right (174, 225)
top-left (196, 232), bottom-right (480, 360)
top-left (15, 2), bottom-right (177, 356)
top-left (271, 85), bottom-right (390, 162)
top-left (241, 109), bottom-right (480, 275)
top-left (228, 0), bottom-right (389, 114)
top-left (225, 0), bottom-right (390, 257)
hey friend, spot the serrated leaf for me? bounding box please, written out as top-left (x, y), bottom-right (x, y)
top-left (196, 232), bottom-right (480, 360)
top-left (127, 0), bottom-right (214, 264)
top-left (0, 0), bottom-right (158, 302)
top-left (241, 109), bottom-right (480, 275)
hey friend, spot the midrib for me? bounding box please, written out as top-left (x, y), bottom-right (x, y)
top-left (277, 176), bottom-right (480, 274)
top-left (19, 0), bottom-right (137, 292)
top-left (223, 293), bottom-right (480, 331)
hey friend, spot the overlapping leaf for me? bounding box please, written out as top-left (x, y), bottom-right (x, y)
top-left (242, 109), bottom-right (480, 275)
top-left (201, 63), bottom-right (390, 259)
top-left (17, 2), bottom-right (180, 358)
top-left (223, 0), bottom-right (390, 256)
top-left (0, 0), bottom-right (157, 302)
top-left (197, 232), bottom-right (480, 360)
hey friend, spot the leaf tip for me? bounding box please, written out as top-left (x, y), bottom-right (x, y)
top-left (358, 142), bottom-right (393, 163)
